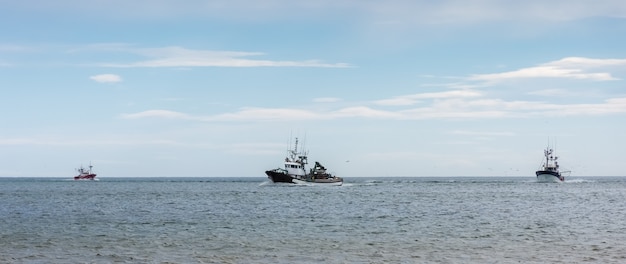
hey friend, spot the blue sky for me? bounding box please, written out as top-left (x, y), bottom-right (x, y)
top-left (1, 0), bottom-right (625, 177)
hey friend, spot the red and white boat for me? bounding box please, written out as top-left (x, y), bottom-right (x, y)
top-left (74, 164), bottom-right (97, 180)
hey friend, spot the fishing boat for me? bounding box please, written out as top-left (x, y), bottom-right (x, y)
top-left (74, 164), bottom-right (97, 180)
top-left (265, 137), bottom-right (343, 186)
top-left (535, 147), bottom-right (564, 182)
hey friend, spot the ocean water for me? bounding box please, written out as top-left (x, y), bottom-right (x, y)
top-left (1, 177), bottom-right (625, 264)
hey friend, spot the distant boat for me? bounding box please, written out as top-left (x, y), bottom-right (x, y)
top-left (535, 147), bottom-right (564, 182)
top-left (74, 164), bottom-right (97, 180)
top-left (265, 137), bottom-right (343, 186)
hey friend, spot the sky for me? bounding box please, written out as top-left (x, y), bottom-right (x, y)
top-left (1, 0), bottom-right (625, 177)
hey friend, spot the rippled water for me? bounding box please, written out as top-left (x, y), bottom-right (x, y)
top-left (1, 177), bottom-right (626, 263)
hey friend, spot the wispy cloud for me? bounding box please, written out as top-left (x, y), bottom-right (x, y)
top-left (527, 89), bottom-right (571, 97)
top-left (374, 90), bottom-right (482, 106)
top-left (469, 57), bottom-right (626, 82)
top-left (448, 130), bottom-right (516, 136)
top-left (0, 44), bottom-right (38, 67)
top-left (98, 46), bottom-right (350, 68)
top-left (122, 108), bottom-right (324, 122)
top-left (470, 66), bottom-right (615, 82)
top-left (313, 97), bottom-right (342, 103)
top-left (121, 95), bottom-right (626, 122)
top-left (0, 44), bottom-right (34, 52)
top-left (0, 137), bottom-right (180, 146)
top-left (548, 57), bottom-right (626, 68)
top-left (118, 56), bottom-right (626, 122)
top-left (206, 108), bottom-right (324, 121)
top-left (526, 88), bottom-right (601, 98)
top-left (90, 74), bottom-right (122, 83)
top-left (120, 110), bottom-right (194, 120)
top-left (333, 106), bottom-right (400, 119)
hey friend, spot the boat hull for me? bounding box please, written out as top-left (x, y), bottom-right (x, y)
top-left (535, 171), bottom-right (563, 182)
top-left (265, 170), bottom-right (343, 186)
top-left (265, 170), bottom-right (294, 183)
top-left (292, 178), bottom-right (343, 186)
top-left (74, 174), bottom-right (96, 180)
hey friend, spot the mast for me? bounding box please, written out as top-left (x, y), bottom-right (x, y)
top-left (545, 148), bottom-right (550, 168)
top-left (288, 137), bottom-right (299, 161)
top-left (294, 137), bottom-right (298, 155)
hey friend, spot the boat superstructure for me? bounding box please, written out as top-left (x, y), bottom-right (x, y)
top-left (292, 161), bottom-right (343, 186)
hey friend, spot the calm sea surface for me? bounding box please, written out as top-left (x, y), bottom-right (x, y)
top-left (1, 176), bottom-right (625, 263)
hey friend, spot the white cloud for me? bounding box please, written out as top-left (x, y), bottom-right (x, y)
top-left (206, 107), bottom-right (324, 121)
top-left (0, 138), bottom-right (37, 145)
top-left (375, 90), bottom-right (482, 106)
top-left (399, 107), bottom-right (509, 119)
top-left (448, 130), bottom-right (516, 136)
top-left (90, 74), bottom-right (122, 83)
top-left (0, 137), bottom-right (180, 146)
top-left (99, 46), bottom-right (349, 68)
top-left (313, 97), bottom-right (342, 103)
top-left (547, 57), bottom-right (626, 68)
top-left (469, 57), bottom-right (626, 82)
top-left (374, 97), bottom-right (419, 106)
top-left (121, 110), bottom-right (192, 120)
top-left (332, 106), bottom-right (400, 119)
top-left (526, 88), bottom-right (601, 98)
top-left (121, 95), bottom-right (626, 123)
top-left (0, 44), bottom-right (35, 52)
top-left (470, 66), bottom-right (616, 81)
top-left (527, 89), bottom-right (571, 97)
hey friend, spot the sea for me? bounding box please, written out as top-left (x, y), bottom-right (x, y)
top-left (1, 176), bottom-right (625, 264)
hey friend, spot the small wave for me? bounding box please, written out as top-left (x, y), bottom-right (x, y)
top-left (258, 181), bottom-right (272, 187)
top-left (258, 181), bottom-right (296, 187)
top-left (422, 180), bottom-right (457, 183)
top-left (364, 180), bottom-right (384, 184)
top-left (522, 179), bottom-right (540, 183)
top-left (564, 179), bottom-right (596, 183)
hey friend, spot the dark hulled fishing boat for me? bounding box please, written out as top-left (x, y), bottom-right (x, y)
top-left (265, 137), bottom-right (342, 186)
top-left (535, 147), bottom-right (564, 182)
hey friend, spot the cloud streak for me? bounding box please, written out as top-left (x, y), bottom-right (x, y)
top-left (98, 46), bottom-right (350, 68)
top-left (121, 110), bottom-right (195, 120)
top-left (469, 57), bottom-right (626, 82)
top-left (121, 96), bottom-right (626, 122)
top-left (90, 74), bottom-right (122, 83)
top-left (313, 97), bottom-right (342, 103)
top-left (0, 137), bottom-right (181, 146)
top-left (375, 90), bottom-right (482, 106)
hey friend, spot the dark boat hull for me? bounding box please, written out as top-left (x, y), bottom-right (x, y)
top-left (74, 174), bottom-right (96, 180)
top-left (535, 170), bottom-right (564, 182)
top-left (265, 170), bottom-right (294, 183)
